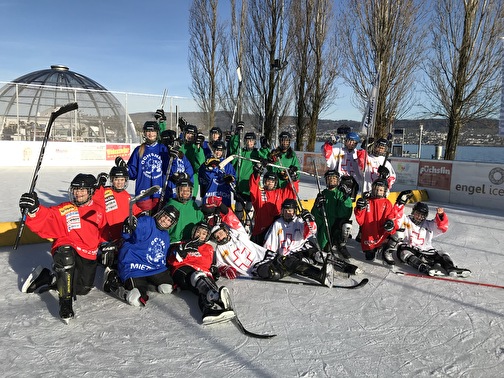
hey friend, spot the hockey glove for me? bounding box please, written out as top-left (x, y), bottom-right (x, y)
top-left (100, 242), bottom-right (117, 267)
top-left (223, 174), bottom-right (235, 184)
top-left (260, 136), bottom-right (270, 149)
top-left (300, 209), bottom-right (315, 223)
top-left (210, 265), bottom-right (220, 281)
top-left (383, 219), bottom-right (395, 232)
top-left (195, 132), bottom-right (205, 146)
top-left (122, 216), bottom-right (137, 235)
top-left (355, 197), bottom-right (368, 210)
top-left (168, 146), bottom-right (180, 159)
top-left (204, 157), bottom-right (220, 169)
top-left (253, 163), bottom-right (265, 176)
top-left (288, 165), bottom-right (298, 177)
top-left (96, 172), bottom-right (109, 188)
top-left (338, 182), bottom-right (353, 198)
top-left (178, 117), bottom-right (188, 128)
top-left (155, 109), bottom-right (166, 121)
top-left (396, 190), bottom-right (413, 206)
top-left (115, 156), bottom-right (127, 168)
top-left (315, 193), bottom-right (326, 208)
top-left (267, 149), bottom-right (282, 163)
top-left (205, 195), bottom-right (222, 208)
top-left (170, 172), bottom-right (190, 185)
top-left (177, 239), bottom-right (199, 260)
top-left (19, 192), bottom-right (39, 214)
top-left (218, 265), bottom-right (238, 280)
top-left (377, 165), bottom-right (390, 179)
top-left (235, 121), bottom-right (244, 132)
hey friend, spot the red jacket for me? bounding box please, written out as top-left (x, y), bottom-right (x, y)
top-left (93, 186), bottom-right (142, 241)
top-left (26, 200), bottom-right (107, 260)
top-left (354, 197), bottom-right (398, 251)
top-left (169, 243), bottom-right (214, 274)
top-left (249, 173), bottom-right (298, 236)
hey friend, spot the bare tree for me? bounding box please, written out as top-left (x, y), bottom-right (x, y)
top-left (338, 0), bottom-right (427, 138)
top-left (288, 0), bottom-right (339, 151)
top-left (244, 0), bottom-right (291, 143)
top-left (218, 0), bottom-right (248, 131)
top-left (188, 0), bottom-right (225, 130)
top-left (423, 0), bottom-right (504, 160)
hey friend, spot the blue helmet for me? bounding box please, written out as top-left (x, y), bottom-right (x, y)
top-left (345, 132), bottom-right (361, 143)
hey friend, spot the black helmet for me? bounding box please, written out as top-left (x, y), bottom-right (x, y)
top-left (211, 140), bottom-right (226, 151)
top-left (281, 198), bottom-right (298, 210)
top-left (154, 204), bottom-right (180, 230)
top-left (191, 222), bottom-right (211, 243)
top-left (185, 124), bottom-right (198, 134)
top-left (176, 178), bottom-right (193, 203)
top-left (324, 169), bottom-right (340, 189)
top-left (373, 138), bottom-right (388, 156)
top-left (209, 126), bottom-right (222, 137)
top-left (262, 172), bottom-right (278, 190)
top-left (411, 202), bottom-right (429, 225)
top-left (109, 166), bottom-right (129, 191)
top-left (244, 132), bottom-right (257, 140)
top-left (71, 173), bottom-right (96, 188)
top-left (279, 131), bottom-right (292, 141)
top-left (143, 121), bottom-right (160, 132)
top-left (69, 174), bottom-right (96, 206)
top-left (371, 178), bottom-right (388, 198)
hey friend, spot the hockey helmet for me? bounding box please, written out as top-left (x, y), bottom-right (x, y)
top-left (262, 171), bottom-right (278, 190)
top-left (210, 223), bottom-right (231, 245)
top-left (154, 204), bottom-right (179, 230)
top-left (191, 222), bottom-right (211, 244)
top-left (345, 131), bottom-right (361, 143)
top-left (209, 126), bottom-right (222, 138)
top-left (176, 178), bottom-right (193, 203)
top-left (69, 173), bottom-right (96, 206)
top-left (373, 138), bottom-right (388, 156)
top-left (411, 202), bottom-right (429, 225)
top-left (324, 169), bottom-right (340, 189)
top-left (244, 132), bottom-right (257, 140)
top-left (109, 166), bottom-right (129, 191)
top-left (143, 121), bottom-right (160, 132)
top-left (371, 178), bottom-right (388, 198)
top-left (211, 140), bottom-right (226, 151)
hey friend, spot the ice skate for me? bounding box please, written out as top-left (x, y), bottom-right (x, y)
top-left (22, 265), bottom-right (55, 293)
top-left (428, 263), bottom-right (445, 277)
top-left (218, 286), bottom-right (232, 310)
top-left (447, 267), bottom-right (471, 278)
top-left (59, 297), bottom-right (74, 323)
top-left (103, 267), bottom-right (120, 293)
top-left (202, 306), bottom-right (235, 325)
top-left (382, 249), bottom-right (395, 265)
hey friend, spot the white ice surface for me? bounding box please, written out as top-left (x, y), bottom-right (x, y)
top-left (1, 166), bottom-right (503, 377)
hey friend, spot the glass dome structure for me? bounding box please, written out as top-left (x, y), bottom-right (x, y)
top-left (0, 65), bottom-right (137, 142)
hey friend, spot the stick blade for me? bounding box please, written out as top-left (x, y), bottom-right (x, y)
top-left (130, 185), bottom-right (161, 204)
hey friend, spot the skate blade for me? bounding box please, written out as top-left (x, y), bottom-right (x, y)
top-left (203, 311), bottom-right (236, 325)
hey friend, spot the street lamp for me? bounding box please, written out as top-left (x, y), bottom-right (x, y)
top-left (418, 123), bottom-right (423, 159)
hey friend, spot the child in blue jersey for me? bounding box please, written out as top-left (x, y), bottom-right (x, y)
top-left (126, 121), bottom-right (169, 212)
top-left (198, 141), bottom-right (236, 207)
top-left (103, 205), bottom-right (180, 307)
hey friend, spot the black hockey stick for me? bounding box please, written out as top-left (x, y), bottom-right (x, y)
top-left (14, 102), bottom-right (78, 250)
top-left (238, 276), bottom-right (368, 289)
top-left (129, 185), bottom-right (160, 225)
top-left (158, 152), bottom-right (176, 211)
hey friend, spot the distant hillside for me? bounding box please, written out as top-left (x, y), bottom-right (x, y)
top-left (130, 111), bottom-right (502, 146)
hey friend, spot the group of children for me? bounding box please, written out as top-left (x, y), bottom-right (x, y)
top-left (18, 114), bottom-right (470, 323)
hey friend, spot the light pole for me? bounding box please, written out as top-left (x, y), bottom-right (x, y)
top-left (418, 123), bottom-right (423, 159)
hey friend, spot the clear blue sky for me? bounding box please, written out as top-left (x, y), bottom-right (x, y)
top-left (0, 1), bottom-right (363, 121)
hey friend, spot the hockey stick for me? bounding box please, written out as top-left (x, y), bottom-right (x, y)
top-left (158, 153), bottom-right (176, 211)
top-left (218, 154), bottom-right (237, 170)
top-left (237, 276), bottom-right (368, 289)
top-left (129, 185), bottom-right (160, 225)
top-left (394, 271), bottom-right (504, 289)
top-left (13, 102), bottom-right (78, 250)
top-left (229, 154), bottom-right (316, 178)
